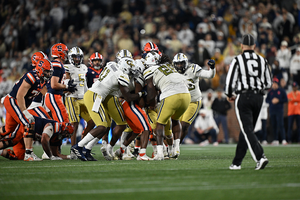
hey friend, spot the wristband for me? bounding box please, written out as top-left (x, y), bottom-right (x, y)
top-left (138, 92), bottom-right (142, 97)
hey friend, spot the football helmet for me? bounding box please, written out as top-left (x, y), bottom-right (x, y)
top-left (51, 43), bottom-right (68, 61)
top-left (116, 49), bottom-right (133, 62)
top-left (144, 52), bottom-right (161, 67)
top-left (143, 42), bottom-right (162, 56)
top-left (68, 47), bottom-right (83, 67)
top-left (89, 52), bottom-right (103, 70)
top-left (135, 59), bottom-right (145, 74)
top-left (35, 59), bottom-right (53, 81)
top-left (31, 51), bottom-right (48, 66)
top-left (118, 58), bottom-right (138, 75)
top-left (173, 53), bottom-right (188, 74)
top-left (59, 122), bottom-right (74, 140)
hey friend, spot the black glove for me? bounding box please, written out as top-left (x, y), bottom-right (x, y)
top-left (207, 59), bottom-right (215, 69)
top-left (67, 79), bottom-right (77, 93)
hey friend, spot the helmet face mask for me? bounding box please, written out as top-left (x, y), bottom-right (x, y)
top-left (173, 53), bottom-right (188, 74)
top-left (68, 47), bottom-right (83, 67)
top-left (116, 49), bottom-right (133, 62)
top-left (89, 52), bottom-right (103, 70)
top-left (36, 59), bottom-right (53, 81)
top-left (144, 52), bottom-right (160, 67)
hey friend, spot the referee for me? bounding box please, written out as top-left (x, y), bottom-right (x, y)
top-left (225, 34), bottom-right (272, 170)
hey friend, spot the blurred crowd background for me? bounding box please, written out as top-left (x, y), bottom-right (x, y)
top-left (1, 0), bottom-right (300, 97)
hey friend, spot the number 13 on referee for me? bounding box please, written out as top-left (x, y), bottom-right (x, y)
top-left (225, 34), bottom-right (273, 170)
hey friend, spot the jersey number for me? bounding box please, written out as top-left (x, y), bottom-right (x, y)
top-left (158, 64), bottom-right (177, 76)
top-left (98, 68), bottom-right (110, 82)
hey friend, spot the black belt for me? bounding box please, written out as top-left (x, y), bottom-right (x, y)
top-left (236, 90), bottom-right (264, 95)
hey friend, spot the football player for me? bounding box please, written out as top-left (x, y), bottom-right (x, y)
top-left (45, 43), bottom-right (76, 123)
top-left (172, 53), bottom-right (216, 143)
top-left (86, 52), bottom-right (104, 89)
top-left (0, 116), bottom-right (74, 160)
top-left (1, 58), bottom-right (53, 161)
top-left (143, 52), bottom-right (191, 160)
top-left (64, 47), bottom-right (95, 152)
top-left (71, 61), bottom-right (145, 161)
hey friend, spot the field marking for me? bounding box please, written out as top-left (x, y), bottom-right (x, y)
top-left (2, 183), bottom-right (300, 196)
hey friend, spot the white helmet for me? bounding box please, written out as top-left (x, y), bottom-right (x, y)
top-left (173, 53), bottom-right (188, 74)
top-left (134, 59), bottom-right (145, 74)
top-left (68, 47), bottom-right (83, 67)
top-left (144, 52), bottom-right (160, 67)
top-left (118, 58), bottom-right (138, 75)
top-left (116, 49), bottom-right (133, 62)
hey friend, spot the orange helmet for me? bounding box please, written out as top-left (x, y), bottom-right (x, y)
top-left (89, 52), bottom-right (103, 70)
top-left (31, 51), bottom-right (48, 66)
top-left (143, 42), bottom-right (162, 56)
top-left (61, 122), bottom-right (74, 137)
top-left (35, 59), bottom-right (53, 81)
top-left (51, 43), bottom-right (68, 61)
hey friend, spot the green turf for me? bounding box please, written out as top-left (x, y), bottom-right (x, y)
top-left (0, 144), bottom-right (299, 200)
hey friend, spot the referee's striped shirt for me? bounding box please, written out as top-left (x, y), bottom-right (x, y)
top-left (225, 50), bottom-right (272, 97)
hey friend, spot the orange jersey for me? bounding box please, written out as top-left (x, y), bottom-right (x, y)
top-left (287, 91), bottom-right (300, 116)
top-left (122, 100), bottom-right (152, 134)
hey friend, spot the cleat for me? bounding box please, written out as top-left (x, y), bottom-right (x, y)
top-left (71, 144), bottom-right (87, 161)
top-left (127, 147), bottom-right (135, 158)
top-left (132, 148), bottom-right (139, 157)
top-left (169, 151), bottom-right (178, 160)
top-left (122, 148), bottom-right (132, 160)
top-left (229, 164), bottom-right (241, 170)
top-left (69, 151), bottom-right (78, 160)
top-left (42, 152), bottom-right (50, 160)
top-left (255, 157), bottom-right (269, 170)
top-left (50, 156), bottom-right (63, 160)
top-left (24, 152), bottom-right (43, 161)
top-left (101, 146), bottom-right (112, 161)
top-left (128, 141), bottom-right (135, 152)
top-left (137, 154), bottom-right (153, 161)
top-left (83, 147), bottom-right (97, 161)
top-left (153, 153), bottom-right (164, 161)
top-left (114, 148), bottom-right (123, 160)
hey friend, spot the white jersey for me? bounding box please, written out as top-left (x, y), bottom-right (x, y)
top-left (183, 63), bottom-right (215, 102)
top-left (64, 63), bottom-right (88, 99)
top-left (89, 62), bottom-right (130, 101)
top-left (143, 63), bottom-right (189, 100)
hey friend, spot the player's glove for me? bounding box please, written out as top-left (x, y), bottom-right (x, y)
top-left (23, 110), bottom-right (35, 124)
top-left (66, 79), bottom-right (77, 93)
top-left (207, 59), bottom-right (215, 69)
top-left (138, 91), bottom-right (147, 98)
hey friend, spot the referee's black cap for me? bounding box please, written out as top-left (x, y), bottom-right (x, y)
top-left (242, 34), bottom-right (255, 46)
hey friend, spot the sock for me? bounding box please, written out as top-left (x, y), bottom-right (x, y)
top-left (120, 144), bottom-right (126, 153)
top-left (135, 146), bottom-right (140, 150)
top-left (157, 145), bottom-right (163, 156)
top-left (78, 133), bottom-right (94, 147)
top-left (168, 145), bottom-right (173, 153)
top-left (102, 140), bottom-right (107, 147)
top-left (0, 149), bottom-right (3, 156)
top-left (139, 148), bottom-right (146, 156)
top-left (25, 149), bottom-right (33, 154)
top-left (174, 139), bottom-right (180, 149)
top-left (120, 132), bottom-right (129, 145)
top-left (85, 137), bottom-right (100, 150)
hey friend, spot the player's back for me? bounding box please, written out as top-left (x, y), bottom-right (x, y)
top-left (89, 62), bottom-right (130, 101)
top-left (47, 60), bottom-right (65, 95)
top-left (143, 63), bottom-right (188, 100)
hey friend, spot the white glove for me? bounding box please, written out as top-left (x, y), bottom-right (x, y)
top-left (23, 110), bottom-right (35, 123)
top-left (50, 155), bottom-right (63, 160)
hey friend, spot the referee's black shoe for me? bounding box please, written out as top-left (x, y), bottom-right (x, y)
top-left (255, 156), bottom-right (269, 170)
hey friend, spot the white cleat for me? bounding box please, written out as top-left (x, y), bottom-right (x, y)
top-left (24, 152), bottom-right (43, 161)
top-left (137, 154), bottom-right (153, 161)
top-left (102, 146), bottom-right (112, 161)
top-left (153, 153), bottom-right (164, 161)
top-left (229, 164), bottom-right (241, 170)
top-left (50, 156), bottom-right (63, 160)
top-left (42, 152), bottom-right (50, 160)
top-left (69, 151), bottom-right (78, 160)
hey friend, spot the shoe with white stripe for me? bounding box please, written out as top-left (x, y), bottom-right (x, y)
top-left (137, 154), bottom-right (153, 161)
top-left (71, 144), bottom-right (87, 161)
top-left (255, 157), bottom-right (268, 170)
